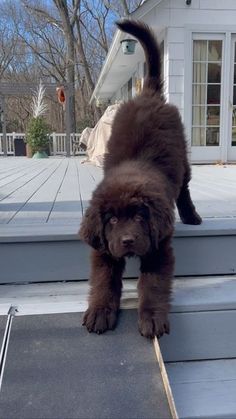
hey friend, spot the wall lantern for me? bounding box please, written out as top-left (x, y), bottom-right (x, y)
top-left (120, 38), bottom-right (137, 55)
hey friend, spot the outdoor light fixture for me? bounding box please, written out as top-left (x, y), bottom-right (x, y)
top-left (121, 38), bottom-right (137, 55)
top-left (186, 0), bottom-right (191, 5)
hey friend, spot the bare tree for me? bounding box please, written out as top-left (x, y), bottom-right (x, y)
top-left (1, 0), bottom-right (144, 132)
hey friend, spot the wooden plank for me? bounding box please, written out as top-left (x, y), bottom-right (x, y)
top-left (170, 275), bottom-right (236, 313)
top-left (0, 159), bottom-right (36, 176)
top-left (0, 161), bottom-right (51, 198)
top-left (166, 359), bottom-right (236, 418)
top-left (76, 160), bottom-right (97, 212)
top-left (0, 223), bottom-right (80, 241)
top-left (1, 275), bottom-right (236, 316)
top-left (160, 310), bottom-right (236, 362)
top-left (0, 161), bottom-right (40, 186)
top-left (175, 218), bottom-right (236, 237)
top-left (0, 280), bottom-right (137, 316)
top-left (47, 159), bottom-right (83, 224)
top-left (0, 160), bottom-right (61, 224)
top-left (154, 338), bottom-right (178, 419)
top-left (85, 162), bottom-right (104, 182)
top-left (9, 159), bottom-right (68, 224)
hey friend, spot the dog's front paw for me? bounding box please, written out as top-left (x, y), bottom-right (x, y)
top-left (82, 306), bottom-right (118, 334)
top-left (138, 310), bottom-right (170, 339)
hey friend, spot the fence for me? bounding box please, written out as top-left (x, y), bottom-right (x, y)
top-left (0, 133), bottom-right (83, 156)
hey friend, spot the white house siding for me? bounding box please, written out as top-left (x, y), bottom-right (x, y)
top-left (163, 0), bottom-right (236, 160)
top-left (104, 0), bottom-right (236, 161)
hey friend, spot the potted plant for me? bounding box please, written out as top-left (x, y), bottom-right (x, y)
top-left (26, 81), bottom-right (51, 158)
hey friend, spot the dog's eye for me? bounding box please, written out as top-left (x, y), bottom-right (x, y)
top-left (110, 216), bottom-right (118, 224)
top-left (134, 215), bottom-right (142, 222)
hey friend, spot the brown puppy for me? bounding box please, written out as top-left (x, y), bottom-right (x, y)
top-left (79, 19), bottom-right (202, 339)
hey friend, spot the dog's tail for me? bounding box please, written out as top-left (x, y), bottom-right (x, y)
top-left (116, 19), bottom-right (162, 93)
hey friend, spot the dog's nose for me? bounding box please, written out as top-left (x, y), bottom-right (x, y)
top-left (122, 235), bottom-right (135, 247)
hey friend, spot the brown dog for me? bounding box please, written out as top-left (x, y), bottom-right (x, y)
top-left (79, 19), bottom-right (201, 338)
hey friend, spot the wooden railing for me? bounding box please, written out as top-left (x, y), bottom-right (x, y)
top-left (0, 132), bottom-right (84, 156)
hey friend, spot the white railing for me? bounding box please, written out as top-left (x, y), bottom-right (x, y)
top-left (0, 133), bottom-right (16, 155)
top-left (0, 132), bottom-right (84, 156)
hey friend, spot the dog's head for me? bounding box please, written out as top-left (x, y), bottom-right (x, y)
top-left (79, 164), bottom-right (174, 258)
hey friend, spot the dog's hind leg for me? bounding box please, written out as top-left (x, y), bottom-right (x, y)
top-left (177, 166), bottom-right (202, 225)
top-left (83, 250), bottom-right (125, 334)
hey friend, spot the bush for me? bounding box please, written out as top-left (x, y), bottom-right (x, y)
top-left (26, 117), bottom-right (51, 154)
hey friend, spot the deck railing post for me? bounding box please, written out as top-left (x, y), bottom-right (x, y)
top-left (65, 84), bottom-right (72, 157)
top-left (1, 96), bottom-right (7, 157)
top-left (52, 132), bottom-right (57, 156)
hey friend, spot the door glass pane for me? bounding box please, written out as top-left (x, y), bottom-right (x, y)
top-left (207, 85), bottom-right (221, 104)
top-left (193, 85), bottom-right (206, 104)
top-left (193, 106), bottom-right (206, 125)
top-left (232, 107), bottom-right (236, 126)
top-left (208, 41), bottom-right (222, 61)
top-left (193, 40), bottom-right (207, 61)
top-left (193, 63), bottom-right (206, 83)
top-left (207, 106), bottom-right (220, 125)
top-left (206, 127), bottom-right (220, 146)
top-left (233, 86), bottom-right (236, 105)
top-left (232, 128), bottom-right (236, 146)
top-left (192, 127), bottom-right (205, 146)
top-left (232, 107), bottom-right (236, 146)
top-left (208, 63), bottom-right (221, 83)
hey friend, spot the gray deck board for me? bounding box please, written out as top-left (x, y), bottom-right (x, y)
top-left (75, 159), bottom-right (98, 212)
top-left (1, 275), bottom-right (236, 316)
top-left (160, 310), bottom-right (236, 362)
top-left (47, 158), bottom-right (83, 224)
top-left (0, 160), bottom-right (61, 224)
top-left (0, 158), bottom-right (236, 239)
top-left (166, 359), bottom-right (236, 418)
top-left (0, 311), bottom-right (172, 419)
top-left (10, 159), bottom-right (68, 224)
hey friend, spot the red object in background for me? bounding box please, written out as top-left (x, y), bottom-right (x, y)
top-left (57, 87), bottom-right (65, 104)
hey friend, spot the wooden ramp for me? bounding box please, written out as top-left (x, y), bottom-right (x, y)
top-left (0, 310), bottom-right (175, 419)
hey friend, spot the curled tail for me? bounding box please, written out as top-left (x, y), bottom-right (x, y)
top-left (116, 19), bottom-right (162, 93)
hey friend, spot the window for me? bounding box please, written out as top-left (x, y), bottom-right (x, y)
top-left (192, 39), bottom-right (222, 146)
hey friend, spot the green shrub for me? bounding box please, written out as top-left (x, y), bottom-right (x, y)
top-left (26, 117), bottom-right (50, 154)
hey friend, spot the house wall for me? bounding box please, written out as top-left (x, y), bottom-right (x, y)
top-left (163, 0), bottom-right (236, 152)
top-left (112, 0), bottom-right (236, 117)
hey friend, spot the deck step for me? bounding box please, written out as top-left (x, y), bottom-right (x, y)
top-left (166, 359), bottom-right (236, 418)
top-left (160, 275), bottom-right (236, 362)
top-left (0, 218), bottom-right (236, 283)
top-left (1, 275), bottom-right (236, 362)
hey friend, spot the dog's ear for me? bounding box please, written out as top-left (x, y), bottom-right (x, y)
top-left (79, 204), bottom-right (105, 251)
top-left (146, 197), bottom-right (174, 248)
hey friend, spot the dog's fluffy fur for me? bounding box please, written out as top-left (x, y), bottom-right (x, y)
top-left (79, 20), bottom-right (202, 338)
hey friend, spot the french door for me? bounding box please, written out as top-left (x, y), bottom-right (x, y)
top-left (190, 34), bottom-right (224, 162)
top-left (190, 32), bottom-right (236, 162)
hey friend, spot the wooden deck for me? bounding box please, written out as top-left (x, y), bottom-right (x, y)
top-left (1, 158), bottom-right (236, 419)
top-left (0, 157), bottom-right (236, 239)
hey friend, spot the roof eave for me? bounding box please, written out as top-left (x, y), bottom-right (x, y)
top-left (90, 0), bottom-right (165, 104)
